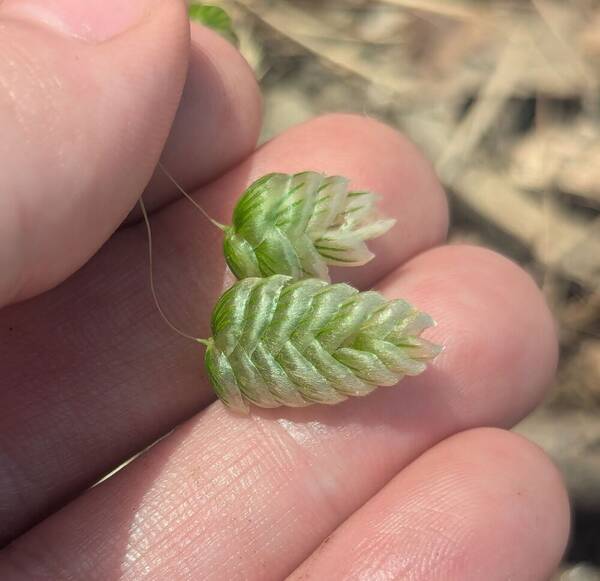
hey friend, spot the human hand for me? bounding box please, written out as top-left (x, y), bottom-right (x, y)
top-left (0, 1), bottom-right (569, 579)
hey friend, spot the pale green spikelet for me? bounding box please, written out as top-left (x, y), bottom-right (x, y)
top-left (223, 172), bottom-right (395, 282)
top-left (204, 275), bottom-right (440, 414)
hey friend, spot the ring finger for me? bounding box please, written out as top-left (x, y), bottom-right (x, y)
top-left (290, 428), bottom-right (569, 581)
top-left (0, 244), bottom-right (558, 579)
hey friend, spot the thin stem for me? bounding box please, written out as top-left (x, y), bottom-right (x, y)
top-left (139, 195), bottom-right (209, 346)
top-left (158, 162), bottom-right (227, 231)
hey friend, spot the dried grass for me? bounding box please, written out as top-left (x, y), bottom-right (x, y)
top-left (218, 0), bottom-right (600, 567)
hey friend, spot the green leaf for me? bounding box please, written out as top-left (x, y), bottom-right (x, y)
top-left (188, 3), bottom-right (239, 47)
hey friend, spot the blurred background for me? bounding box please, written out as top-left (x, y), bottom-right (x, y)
top-left (215, 1), bottom-right (600, 577)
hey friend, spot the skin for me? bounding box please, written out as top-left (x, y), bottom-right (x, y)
top-left (0, 1), bottom-right (569, 579)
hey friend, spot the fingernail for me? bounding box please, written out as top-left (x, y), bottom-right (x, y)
top-left (0, 0), bottom-right (160, 42)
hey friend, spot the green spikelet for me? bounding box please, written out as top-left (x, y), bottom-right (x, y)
top-left (204, 275), bottom-right (441, 414)
top-left (223, 172), bottom-right (395, 282)
top-left (188, 3), bottom-right (239, 47)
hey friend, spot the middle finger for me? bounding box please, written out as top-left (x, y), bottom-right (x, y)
top-left (0, 114), bottom-right (447, 544)
top-left (0, 244), bottom-right (557, 578)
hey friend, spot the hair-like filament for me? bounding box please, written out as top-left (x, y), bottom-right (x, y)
top-left (158, 162), bottom-right (226, 231)
top-left (139, 194), bottom-right (209, 346)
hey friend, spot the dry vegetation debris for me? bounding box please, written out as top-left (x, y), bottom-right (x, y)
top-left (215, 0), bottom-right (600, 572)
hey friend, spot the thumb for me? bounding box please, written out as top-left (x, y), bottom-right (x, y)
top-left (0, 0), bottom-right (189, 306)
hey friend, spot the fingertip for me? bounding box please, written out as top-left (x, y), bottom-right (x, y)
top-left (378, 244), bottom-right (559, 427)
top-left (416, 428), bottom-right (571, 579)
top-left (443, 427), bottom-right (571, 565)
top-left (140, 21), bottom-right (262, 211)
top-left (187, 21), bottom-right (262, 175)
top-left (447, 245), bottom-right (559, 410)
top-left (305, 114), bottom-right (450, 286)
top-left (290, 427), bottom-right (569, 581)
